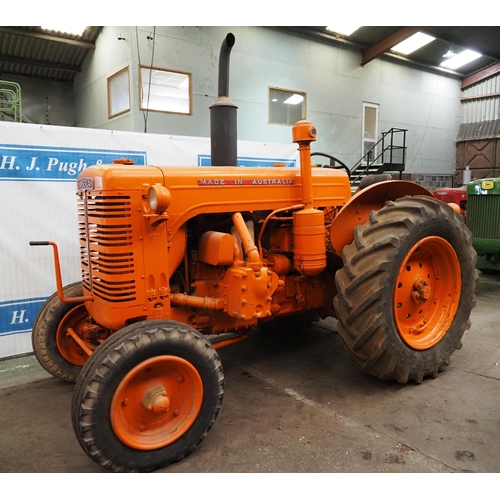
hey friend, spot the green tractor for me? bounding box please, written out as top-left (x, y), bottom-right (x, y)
top-left (466, 178), bottom-right (500, 273)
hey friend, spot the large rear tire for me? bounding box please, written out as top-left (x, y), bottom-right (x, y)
top-left (31, 281), bottom-right (88, 383)
top-left (71, 320), bottom-right (224, 472)
top-left (334, 196), bottom-right (477, 384)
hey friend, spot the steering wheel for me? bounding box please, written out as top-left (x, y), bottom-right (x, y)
top-left (310, 152), bottom-right (350, 179)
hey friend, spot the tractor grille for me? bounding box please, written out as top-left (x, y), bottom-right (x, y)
top-left (78, 195), bottom-right (137, 302)
top-left (466, 194), bottom-right (500, 240)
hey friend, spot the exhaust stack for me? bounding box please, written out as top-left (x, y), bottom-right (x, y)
top-left (210, 33), bottom-right (238, 167)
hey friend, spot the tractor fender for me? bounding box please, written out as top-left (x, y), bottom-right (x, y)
top-left (328, 180), bottom-right (433, 257)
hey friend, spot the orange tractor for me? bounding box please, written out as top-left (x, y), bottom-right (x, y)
top-left (30, 33), bottom-right (476, 472)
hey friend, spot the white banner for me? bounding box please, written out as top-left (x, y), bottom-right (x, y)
top-left (0, 122), bottom-right (299, 359)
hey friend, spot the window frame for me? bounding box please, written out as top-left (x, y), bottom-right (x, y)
top-left (362, 102), bottom-right (380, 163)
top-left (107, 66), bottom-right (131, 119)
top-left (138, 65), bottom-right (193, 116)
top-left (268, 86), bottom-right (307, 126)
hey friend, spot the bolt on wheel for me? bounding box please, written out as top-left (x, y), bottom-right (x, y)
top-left (31, 281), bottom-right (90, 382)
top-left (71, 320), bottom-right (224, 472)
top-left (56, 304), bottom-right (93, 366)
top-left (393, 236), bottom-right (461, 350)
top-left (334, 196), bottom-right (476, 383)
top-left (111, 355), bottom-right (203, 450)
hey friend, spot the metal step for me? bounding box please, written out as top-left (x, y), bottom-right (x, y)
top-left (352, 163), bottom-right (405, 175)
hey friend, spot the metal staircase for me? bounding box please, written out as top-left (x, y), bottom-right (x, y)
top-left (350, 128), bottom-right (407, 192)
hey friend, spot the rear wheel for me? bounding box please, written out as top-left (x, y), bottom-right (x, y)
top-left (334, 196), bottom-right (477, 384)
top-left (71, 320), bottom-right (224, 472)
top-left (32, 282), bottom-right (89, 382)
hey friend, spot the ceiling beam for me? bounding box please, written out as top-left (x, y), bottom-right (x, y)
top-left (382, 51), bottom-right (463, 79)
top-left (361, 27), bottom-right (422, 66)
top-left (460, 92), bottom-right (500, 101)
top-left (0, 54), bottom-right (81, 73)
top-left (272, 27), bottom-right (463, 79)
top-left (0, 27), bottom-right (95, 49)
top-left (461, 62), bottom-right (500, 89)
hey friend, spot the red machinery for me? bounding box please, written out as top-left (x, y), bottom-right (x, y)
top-left (434, 187), bottom-right (467, 219)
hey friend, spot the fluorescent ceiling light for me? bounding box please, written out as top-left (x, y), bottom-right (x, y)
top-left (41, 25), bottom-right (87, 36)
top-left (442, 49), bottom-right (457, 59)
top-left (440, 49), bottom-right (482, 70)
top-left (442, 46), bottom-right (457, 59)
top-left (326, 25), bottom-right (361, 37)
top-left (391, 32), bottom-right (435, 55)
top-left (283, 94), bottom-right (304, 105)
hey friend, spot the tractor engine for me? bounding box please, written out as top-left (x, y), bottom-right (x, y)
top-left (76, 148), bottom-right (352, 335)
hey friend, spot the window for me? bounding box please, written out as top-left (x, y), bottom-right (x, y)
top-left (362, 102), bottom-right (379, 163)
top-left (269, 87), bottom-right (306, 125)
top-left (139, 66), bottom-right (192, 115)
top-left (107, 67), bottom-right (130, 119)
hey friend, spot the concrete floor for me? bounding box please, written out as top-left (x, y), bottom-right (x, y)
top-left (0, 273), bottom-right (499, 474)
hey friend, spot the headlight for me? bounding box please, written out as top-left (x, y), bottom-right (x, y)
top-left (147, 185), bottom-right (171, 213)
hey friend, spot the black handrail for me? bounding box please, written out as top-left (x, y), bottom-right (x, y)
top-left (350, 128), bottom-right (407, 186)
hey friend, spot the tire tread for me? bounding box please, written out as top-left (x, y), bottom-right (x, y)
top-left (334, 196), bottom-right (477, 383)
top-left (72, 320), bottom-right (224, 472)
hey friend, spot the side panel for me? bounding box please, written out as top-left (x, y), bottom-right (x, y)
top-left (466, 178), bottom-right (500, 262)
top-left (78, 166), bottom-right (175, 330)
top-left (159, 165), bottom-right (352, 234)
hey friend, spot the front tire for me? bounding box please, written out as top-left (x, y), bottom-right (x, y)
top-left (32, 281), bottom-right (88, 382)
top-left (71, 320), bottom-right (224, 472)
top-left (334, 196), bottom-right (477, 384)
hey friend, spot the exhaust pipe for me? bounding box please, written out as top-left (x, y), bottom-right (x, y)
top-left (210, 33), bottom-right (238, 167)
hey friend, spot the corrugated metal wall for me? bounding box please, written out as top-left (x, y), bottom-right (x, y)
top-left (0, 27), bottom-right (102, 83)
top-left (455, 73), bottom-right (500, 184)
top-left (458, 74), bottom-right (500, 140)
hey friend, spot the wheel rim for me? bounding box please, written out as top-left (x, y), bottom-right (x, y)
top-left (393, 236), bottom-right (461, 350)
top-left (56, 304), bottom-right (91, 366)
top-left (110, 355), bottom-right (203, 450)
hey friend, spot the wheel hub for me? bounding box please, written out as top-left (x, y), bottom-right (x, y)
top-left (393, 236), bottom-right (461, 350)
top-left (56, 304), bottom-right (97, 366)
top-left (142, 385), bottom-right (171, 414)
top-left (411, 278), bottom-right (431, 304)
top-left (110, 355), bottom-right (203, 450)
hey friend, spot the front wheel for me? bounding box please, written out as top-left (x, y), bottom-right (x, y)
top-left (334, 196), bottom-right (477, 384)
top-left (32, 282), bottom-right (89, 382)
top-left (71, 320), bottom-right (224, 472)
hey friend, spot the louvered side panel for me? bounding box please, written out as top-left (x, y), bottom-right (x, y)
top-left (466, 195), bottom-right (500, 240)
top-left (78, 195), bottom-right (137, 303)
